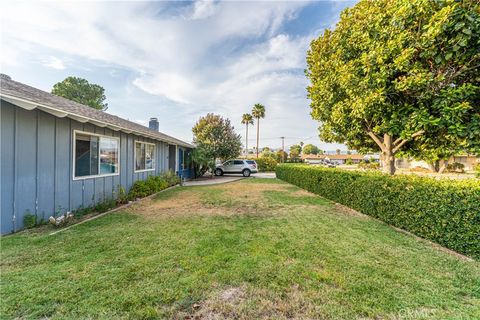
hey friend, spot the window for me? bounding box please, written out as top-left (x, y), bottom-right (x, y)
top-left (135, 141), bottom-right (155, 171)
top-left (233, 160), bottom-right (244, 165)
top-left (74, 131), bottom-right (119, 178)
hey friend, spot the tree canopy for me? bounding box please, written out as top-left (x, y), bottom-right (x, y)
top-left (302, 144), bottom-right (320, 155)
top-left (289, 144), bottom-right (302, 155)
top-left (52, 76), bottom-right (108, 111)
top-left (306, 0), bottom-right (480, 174)
top-left (192, 113), bottom-right (242, 161)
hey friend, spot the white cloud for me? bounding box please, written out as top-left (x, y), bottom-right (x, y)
top-left (188, 0), bottom-right (218, 20)
top-left (42, 56), bottom-right (65, 70)
top-left (0, 0), bottom-right (352, 149)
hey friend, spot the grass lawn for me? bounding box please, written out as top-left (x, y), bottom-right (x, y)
top-left (1, 178), bottom-right (479, 319)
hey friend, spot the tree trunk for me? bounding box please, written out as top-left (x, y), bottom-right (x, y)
top-left (427, 160), bottom-right (440, 172)
top-left (245, 124), bottom-right (249, 157)
top-left (383, 134), bottom-right (396, 175)
top-left (367, 130), bottom-right (424, 176)
top-left (438, 159), bottom-right (448, 174)
top-left (256, 118), bottom-right (260, 158)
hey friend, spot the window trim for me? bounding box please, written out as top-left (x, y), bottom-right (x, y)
top-left (72, 130), bottom-right (121, 180)
top-left (134, 140), bottom-right (156, 173)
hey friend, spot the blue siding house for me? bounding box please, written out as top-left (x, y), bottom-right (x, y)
top-left (0, 75), bottom-right (194, 234)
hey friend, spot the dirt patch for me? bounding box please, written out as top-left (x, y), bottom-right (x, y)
top-left (177, 284), bottom-right (322, 320)
top-left (333, 203), bottom-right (366, 218)
top-left (127, 181), bottom-right (329, 220)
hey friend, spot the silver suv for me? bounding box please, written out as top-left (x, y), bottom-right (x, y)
top-left (215, 159), bottom-right (258, 177)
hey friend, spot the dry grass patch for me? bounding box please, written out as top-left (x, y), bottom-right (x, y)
top-left (177, 284), bottom-right (323, 320)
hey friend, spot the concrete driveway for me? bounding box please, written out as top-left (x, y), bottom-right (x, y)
top-left (183, 172), bottom-right (276, 186)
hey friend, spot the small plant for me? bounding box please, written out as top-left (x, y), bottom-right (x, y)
top-left (23, 211), bottom-right (36, 228)
top-left (117, 185), bottom-right (128, 205)
top-left (345, 158), bottom-right (354, 165)
top-left (446, 162), bottom-right (465, 173)
top-left (358, 160), bottom-right (380, 170)
top-left (475, 163), bottom-right (480, 178)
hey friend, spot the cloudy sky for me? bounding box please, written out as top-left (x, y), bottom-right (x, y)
top-left (1, 0), bottom-right (356, 151)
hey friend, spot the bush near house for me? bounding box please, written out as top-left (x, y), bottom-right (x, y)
top-left (127, 172), bottom-right (180, 200)
top-left (276, 164), bottom-right (480, 259)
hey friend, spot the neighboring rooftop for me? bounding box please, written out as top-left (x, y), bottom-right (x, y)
top-left (0, 75), bottom-right (193, 148)
top-left (301, 154), bottom-right (366, 160)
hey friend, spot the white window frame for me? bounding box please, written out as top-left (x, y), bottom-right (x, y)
top-left (72, 130), bottom-right (120, 180)
top-left (134, 140), bottom-right (156, 173)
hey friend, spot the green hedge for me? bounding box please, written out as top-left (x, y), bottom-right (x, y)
top-left (255, 157), bottom-right (278, 172)
top-left (276, 164), bottom-right (480, 259)
top-left (128, 171), bottom-right (180, 200)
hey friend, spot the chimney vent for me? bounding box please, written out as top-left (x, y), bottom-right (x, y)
top-left (149, 117), bottom-right (159, 131)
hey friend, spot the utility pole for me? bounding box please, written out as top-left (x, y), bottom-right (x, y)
top-left (280, 136), bottom-right (285, 163)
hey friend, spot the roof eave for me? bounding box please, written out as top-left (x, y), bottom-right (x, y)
top-left (1, 94), bottom-right (194, 148)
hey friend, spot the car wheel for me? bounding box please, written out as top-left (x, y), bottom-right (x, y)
top-left (242, 169), bottom-right (251, 177)
top-left (215, 168), bottom-right (223, 176)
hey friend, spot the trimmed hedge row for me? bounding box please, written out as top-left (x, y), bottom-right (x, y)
top-left (276, 164), bottom-right (480, 259)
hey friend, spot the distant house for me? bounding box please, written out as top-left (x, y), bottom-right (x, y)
top-left (0, 75), bottom-right (194, 234)
top-left (395, 155), bottom-right (479, 171)
top-left (301, 153), bottom-right (368, 165)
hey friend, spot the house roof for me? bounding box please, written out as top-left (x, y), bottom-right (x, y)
top-left (301, 154), bottom-right (366, 160)
top-left (0, 75), bottom-right (194, 148)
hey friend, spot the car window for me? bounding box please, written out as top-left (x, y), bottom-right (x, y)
top-left (224, 161), bottom-right (232, 166)
top-left (233, 160), bottom-right (244, 165)
top-left (246, 160), bottom-right (255, 164)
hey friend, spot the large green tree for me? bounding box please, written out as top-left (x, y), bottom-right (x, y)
top-left (192, 113), bottom-right (242, 162)
top-left (52, 76), bottom-right (108, 111)
top-left (302, 143), bottom-right (320, 155)
top-left (252, 103), bottom-right (266, 158)
top-left (289, 144), bottom-right (302, 155)
top-left (241, 113), bottom-right (254, 156)
top-left (306, 0), bottom-right (480, 175)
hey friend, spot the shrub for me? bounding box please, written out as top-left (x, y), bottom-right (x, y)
top-left (255, 157), bottom-right (278, 172)
top-left (23, 212), bottom-right (36, 229)
top-left (475, 163), bottom-right (480, 178)
top-left (127, 172), bottom-right (179, 200)
top-left (446, 162), bottom-right (465, 173)
top-left (345, 158), bottom-right (354, 165)
top-left (276, 164), bottom-right (480, 259)
top-left (358, 160), bottom-right (380, 170)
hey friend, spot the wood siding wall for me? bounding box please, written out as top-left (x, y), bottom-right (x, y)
top-left (1, 101), bottom-right (171, 234)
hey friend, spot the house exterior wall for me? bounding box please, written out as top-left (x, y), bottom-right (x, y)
top-left (177, 146), bottom-right (194, 179)
top-left (1, 101), bottom-right (172, 234)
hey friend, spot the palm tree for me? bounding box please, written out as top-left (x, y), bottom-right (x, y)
top-left (241, 113), bottom-right (254, 157)
top-left (252, 103), bottom-right (266, 158)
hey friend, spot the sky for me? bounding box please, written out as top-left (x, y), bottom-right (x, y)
top-left (0, 0), bottom-right (356, 151)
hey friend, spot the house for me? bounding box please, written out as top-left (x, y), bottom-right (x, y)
top-left (395, 155), bottom-right (479, 171)
top-left (301, 153), bottom-right (369, 165)
top-left (0, 75), bottom-right (194, 234)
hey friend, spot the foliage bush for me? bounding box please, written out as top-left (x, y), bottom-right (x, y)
top-left (255, 157), bottom-right (278, 172)
top-left (475, 163), bottom-right (480, 178)
top-left (23, 212), bottom-right (36, 229)
top-left (127, 172), bottom-right (179, 200)
top-left (358, 160), bottom-right (380, 170)
top-left (276, 164), bottom-right (480, 259)
top-left (345, 158), bottom-right (354, 165)
top-left (446, 162), bottom-right (465, 173)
